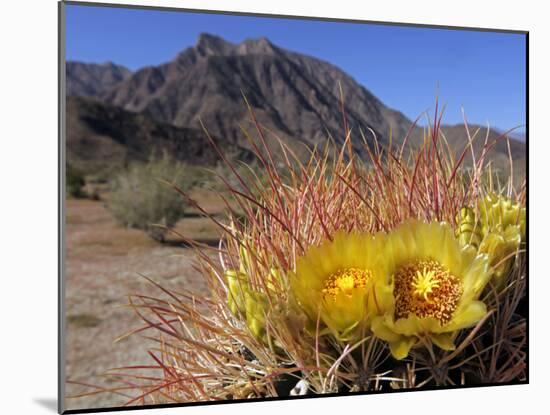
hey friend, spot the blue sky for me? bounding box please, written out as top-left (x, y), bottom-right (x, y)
top-left (66, 4), bottom-right (526, 133)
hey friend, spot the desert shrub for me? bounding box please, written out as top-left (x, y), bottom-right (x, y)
top-left (108, 154), bottom-right (189, 242)
top-left (66, 164), bottom-right (86, 198)
top-left (87, 168), bottom-right (117, 185)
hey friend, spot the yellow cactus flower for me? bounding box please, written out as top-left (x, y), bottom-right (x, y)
top-left (371, 220), bottom-right (491, 360)
top-left (226, 269), bottom-right (249, 316)
top-left (226, 268), bottom-right (271, 343)
top-left (455, 207), bottom-right (483, 248)
top-left (457, 193), bottom-right (526, 281)
top-left (291, 232), bottom-right (390, 341)
top-left (245, 290), bottom-right (269, 342)
top-left (478, 226), bottom-right (521, 280)
top-left (477, 193), bottom-right (525, 280)
top-left (225, 239), bottom-right (285, 344)
top-left (478, 192), bottom-right (526, 238)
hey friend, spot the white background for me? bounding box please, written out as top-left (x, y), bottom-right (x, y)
top-left (0, 0), bottom-right (546, 413)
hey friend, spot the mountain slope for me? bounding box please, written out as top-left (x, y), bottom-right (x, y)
top-left (100, 33), bottom-right (412, 151)
top-left (67, 96), bottom-right (253, 175)
top-left (67, 34), bottom-right (525, 180)
top-left (439, 124), bottom-right (526, 183)
top-left (67, 61), bottom-right (132, 98)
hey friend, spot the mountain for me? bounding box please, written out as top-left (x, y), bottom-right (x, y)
top-left (67, 34), bottom-right (525, 180)
top-left (439, 124), bottom-right (526, 183)
top-left (493, 128), bottom-right (526, 143)
top-left (513, 132), bottom-right (526, 142)
top-left (66, 95), bottom-right (253, 175)
top-left (98, 33), bottom-right (412, 152)
top-left (67, 61), bottom-right (132, 98)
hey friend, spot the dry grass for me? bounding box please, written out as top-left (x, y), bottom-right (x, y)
top-left (67, 100), bottom-right (526, 408)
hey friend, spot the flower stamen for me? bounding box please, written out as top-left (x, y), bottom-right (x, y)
top-left (413, 267), bottom-right (440, 301)
top-left (394, 259), bottom-right (463, 325)
top-left (322, 268), bottom-right (371, 299)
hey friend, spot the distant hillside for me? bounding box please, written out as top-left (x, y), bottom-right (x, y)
top-left (97, 33), bottom-right (411, 152)
top-left (67, 96), bottom-right (253, 175)
top-left (67, 33), bottom-right (525, 180)
top-left (67, 61), bottom-right (132, 98)
top-left (439, 124), bottom-right (526, 183)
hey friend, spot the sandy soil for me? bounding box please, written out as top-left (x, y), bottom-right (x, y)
top-left (64, 192), bottom-right (225, 411)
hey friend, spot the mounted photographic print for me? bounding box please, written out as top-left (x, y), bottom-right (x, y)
top-left (59, 1), bottom-right (528, 413)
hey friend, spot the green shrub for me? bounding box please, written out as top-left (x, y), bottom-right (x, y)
top-left (66, 164), bottom-right (86, 198)
top-left (108, 154), bottom-right (189, 242)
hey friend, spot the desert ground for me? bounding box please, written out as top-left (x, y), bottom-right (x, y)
top-left (64, 190), bottom-right (226, 410)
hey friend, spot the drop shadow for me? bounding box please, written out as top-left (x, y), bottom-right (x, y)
top-left (34, 398), bottom-right (57, 413)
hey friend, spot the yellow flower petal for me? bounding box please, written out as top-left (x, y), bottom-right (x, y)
top-left (443, 300), bottom-right (487, 332)
top-left (291, 231), bottom-right (386, 340)
top-left (431, 333), bottom-right (456, 351)
top-left (371, 316), bottom-right (401, 342)
top-left (461, 249), bottom-right (491, 300)
top-left (389, 337), bottom-right (417, 360)
top-left (371, 220), bottom-right (491, 358)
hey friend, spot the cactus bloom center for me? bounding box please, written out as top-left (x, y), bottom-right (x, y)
top-left (394, 259), bottom-right (463, 325)
top-left (322, 268), bottom-right (371, 299)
